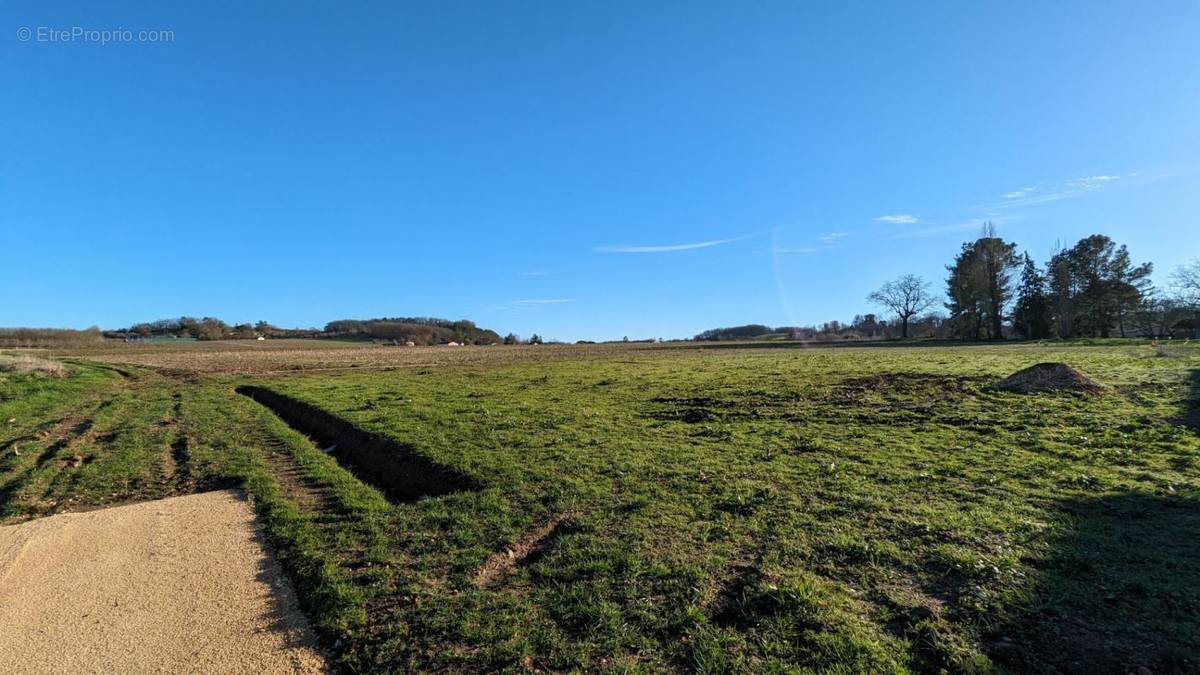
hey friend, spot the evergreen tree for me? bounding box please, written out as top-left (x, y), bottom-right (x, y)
top-left (1068, 235), bottom-right (1118, 337)
top-left (976, 226), bottom-right (1020, 339)
top-left (945, 225), bottom-right (1019, 339)
top-left (1109, 244), bottom-right (1154, 337)
top-left (1012, 253), bottom-right (1051, 339)
top-left (1047, 244), bottom-right (1076, 338)
top-left (1044, 235), bottom-right (1153, 337)
top-left (946, 244), bottom-right (985, 339)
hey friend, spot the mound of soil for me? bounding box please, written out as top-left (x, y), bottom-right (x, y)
top-left (994, 362), bottom-right (1104, 394)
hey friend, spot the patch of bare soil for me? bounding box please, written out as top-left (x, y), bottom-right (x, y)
top-left (706, 561), bottom-right (763, 628)
top-left (993, 362), bottom-right (1105, 394)
top-left (0, 490), bottom-right (326, 674)
top-left (829, 372), bottom-right (991, 402)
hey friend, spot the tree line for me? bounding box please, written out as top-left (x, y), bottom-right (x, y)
top-left (103, 316), bottom-right (506, 345)
top-left (107, 317), bottom-right (320, 341)
top-left (872, 225), bottom-right (1197, 340)
top-left (323, 317), bottom-right (502, 345)
top-left (0, 327), bottom-right (104, 348)
top-left (692, 315), bottom-right (948, 342)
top-left (695, 229), bottom-right (1198, 342)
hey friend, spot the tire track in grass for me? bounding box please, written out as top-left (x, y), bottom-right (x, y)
top-left (473, 512), bottom-right (579, 588)
top-left (157, 392), bottom-right (194, 491)
top-left (0, 415), bottom-right (99, 519)
top-left (254, 431), bottom-right (340, 515)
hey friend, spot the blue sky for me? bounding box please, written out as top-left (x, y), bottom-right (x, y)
top-left (3, 2), bottom-right (1198, 341)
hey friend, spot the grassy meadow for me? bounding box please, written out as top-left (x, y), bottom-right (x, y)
top-left (2, 340), bottom-right (1198, 673)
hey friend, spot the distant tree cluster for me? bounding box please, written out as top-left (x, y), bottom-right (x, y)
top-left (104, 316), bottom-right (505, 345)
top-left (792, 314), bottom-right (948, 341)
top-left (323, 317), bottom-right (501, 345)
top-left (1011, 234), bottom-right (1154, 338)
top-left (0, 327), bottom-right (104, 348)
top-left (106, 317), bottom-right (320, 341)
top-left (697, 227), bottom-right (1198, 343)
top-left (694, 324), bottom-right (775, 341)
top-left (884, 226), bottom-right (1195, 340)
top-left (693, 315), bottom-right (947, 342)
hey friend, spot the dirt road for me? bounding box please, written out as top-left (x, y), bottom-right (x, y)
top-left (0, 490), bottom-right (326, 674)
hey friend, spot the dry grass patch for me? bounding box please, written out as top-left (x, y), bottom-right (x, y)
top-left (0, 354), bottom-right (67, 377)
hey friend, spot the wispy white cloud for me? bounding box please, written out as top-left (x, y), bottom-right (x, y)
top-left (520, 270), bottom-right (556, 277)
top-left (1067, 174), bottom-right (1120, 190)
top-left (875, 214), bottom-right (919, 224)
top-left (818, 231), bottom-right (852, 244)
top-left (1123, 165), bottom-right (1190, 185)
top-left (594, 233), bottom-right (756, 254)
top-left (880, 166), bottom-right (1181, 241)
top-left (990, 190), bottom-right (1077, 209)
top-left (989, 173), bottom-right (1124, 210)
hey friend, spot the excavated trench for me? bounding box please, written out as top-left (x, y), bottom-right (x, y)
top-left (236, 386), bottom-right (480, 503)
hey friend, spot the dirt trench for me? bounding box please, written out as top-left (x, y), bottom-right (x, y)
top-left (236, 386), bottom-right (479, 503)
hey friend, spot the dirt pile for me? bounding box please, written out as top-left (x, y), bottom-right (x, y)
top-left (993, 362), bottom-right (1104, 394)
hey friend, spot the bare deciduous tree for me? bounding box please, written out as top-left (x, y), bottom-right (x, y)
top-left (868, 274), bottom-right (937, 339)
top-left (1174, 259), bottom-right (1200, 306)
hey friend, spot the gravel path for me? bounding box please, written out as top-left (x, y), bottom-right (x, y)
top-left (0, 490), bottom-right (326, 674)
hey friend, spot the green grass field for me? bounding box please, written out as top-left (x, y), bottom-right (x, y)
top-left (2, 340), bottom-right (1198, 673)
